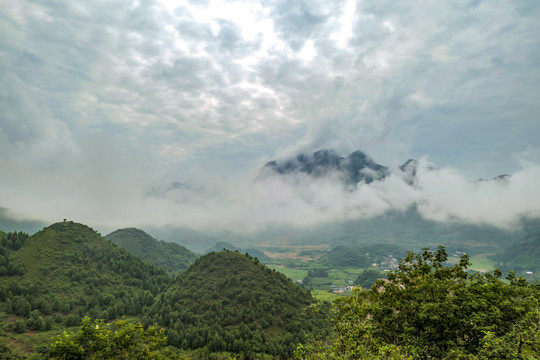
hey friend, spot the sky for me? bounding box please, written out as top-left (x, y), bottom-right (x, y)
top-left (1, 0), bottom-right (539, 232)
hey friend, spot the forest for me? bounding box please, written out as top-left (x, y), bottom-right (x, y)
top-left (1, 222), bottom-right (539, 359)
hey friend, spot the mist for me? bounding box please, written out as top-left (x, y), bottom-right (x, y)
top-left (2, 144), bottom-right (539, 234)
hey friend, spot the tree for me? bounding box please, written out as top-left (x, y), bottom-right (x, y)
top-left (354, 268), bottom-right (384, 289)
top-left (299, 247), bottom-right (540, 359)
top-left (49, 317), bottom-right (184, 360)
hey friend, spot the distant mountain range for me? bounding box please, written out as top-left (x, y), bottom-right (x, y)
top-left (0, 207), bottom-right (46, 234)
top-left (257, 149), bottom-right (391, 185)
top-left (256, 149), bottom-right (507, 186)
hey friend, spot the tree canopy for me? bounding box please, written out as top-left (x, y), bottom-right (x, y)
top-left (299, 246), bottom-right (540, 359)
top-left (49, 317), bottom-right (183, 360)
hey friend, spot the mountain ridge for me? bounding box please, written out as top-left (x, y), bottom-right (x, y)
top-left (257, 149), bottom-right (510, 186)
top-left (105, 227), bottom-right (198, 273)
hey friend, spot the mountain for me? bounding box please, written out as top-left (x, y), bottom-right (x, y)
top-left (149, 250), bottom-right (330, 358)
top-left (0, 207), bottom-right (47, 234)
top-left (258, 148), bottom-right (512, 187)
top-left (143, 224), bottom-right (216, 254)
top-left (222, 207), bottom-right (526, 256)
top-left (204, 241), bottom-right (269, 262)
top-left (105, 227), bottom-right (198, 273)
top-left (492, 233), bottom-right (540, 276)
top-left (258, 149), bottom-right (389, 185)
top-left (7, 221), bottom-right (170, 300)
top-left (0, 221), bottom-right (171, 357)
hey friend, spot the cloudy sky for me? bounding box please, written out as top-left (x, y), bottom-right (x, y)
top-left (1, 0), bottom-right (539, 231)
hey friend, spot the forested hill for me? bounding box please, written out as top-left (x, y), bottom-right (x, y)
top-left (493, 232), bottom-right (540, 274)
top-left (105, 227), bottom-right (198, 273)
top-left (149, 250), bottom-right (330, 358)
top-left (0, 222), bottom-right (171, 342)
top-left (204, 241), bottom-right (270, 263)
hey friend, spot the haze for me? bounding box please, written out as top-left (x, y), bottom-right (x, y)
top-left (1, 0), bottom-right (539, 232)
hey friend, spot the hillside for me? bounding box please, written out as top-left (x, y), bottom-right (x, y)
top-left (149, 251), bottom-right (330, 358)
top-left (0, 221), bottom-right (171, 358)
top-left (222, 207), bottom-right (525, 256)
top-left (319, 243), bottom-right (404, 266)
top-left (493, 233), bottom-right (540, 276)
top-left (143, 225), bottom-right (216, 253)
top-left (106, 227), bottom-right (198, 273)
top-left (204, 241), bottom-right (269, 263)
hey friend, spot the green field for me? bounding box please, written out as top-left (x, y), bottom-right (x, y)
top-left (269, 266), bottom-right (308, 281)
top-left (446, 256), bottom-right (496, 272)
top-left (311, 289), bottom-right (343, 302)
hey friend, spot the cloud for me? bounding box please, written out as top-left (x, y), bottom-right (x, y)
top-left (0, 0), bottom-right (539, 232)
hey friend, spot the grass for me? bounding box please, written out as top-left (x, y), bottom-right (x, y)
top-left (269, 266), bottom-right (309, 281)
top-left (311, 289), bottom-right (343, 302)
top-left (447, 256), bottom-right (496, 272)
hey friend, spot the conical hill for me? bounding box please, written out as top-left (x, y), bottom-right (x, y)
top-left (105, 227), bottom-right (198, 273)
top-left (150, 250), bottom-right (330, 358)
top-left (4, 221), bottom-right (170, 321)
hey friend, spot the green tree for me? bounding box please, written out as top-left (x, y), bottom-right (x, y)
top-left (354, 268), bottom-right (384, 289)
top-left (50, 317), bottom-right (184, 360)
top-left (300, 247), bottom-right (540, 359)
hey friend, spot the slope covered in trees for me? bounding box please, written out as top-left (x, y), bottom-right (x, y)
top-left (493, 233), bottom-right (540, 275)
top-left (0, 222), bottom-right (171, 358)
top-left (204, 241), bottom-right (270, 263)
top-left (106, 227), bottom-right (198, 273)
top-left (149, 250), bottom-right (330, 358)
top-left (2, 221), bottom-right (539, 359)
top-left (299, 247), bottom-right (540, 359)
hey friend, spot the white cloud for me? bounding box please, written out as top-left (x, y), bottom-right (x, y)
top-left (0, 0), bottom-right (539, 232)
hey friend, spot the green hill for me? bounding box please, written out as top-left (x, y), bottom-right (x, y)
top-left (0, 221), bottom-right (171, 358)
top-left (143, 225), bottom-right (216, 254)
top-left (204, 241), bottom-right (270, 263)
top-left (106, 228), bottom-right (198, 273)
top-left (493, 233), bottom-right (540, 276)
top-left (149, 250), bottom-right (330, 358)
top-left (318, 245), bottom-right (373, 267)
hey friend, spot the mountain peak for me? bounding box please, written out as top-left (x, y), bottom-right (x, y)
top-left (258, 149), bottom-right (388, 185)
top-left (105, 227), bottom-right (197, 273)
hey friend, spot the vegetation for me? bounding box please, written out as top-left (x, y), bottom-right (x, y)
top-left (148, 250), bottom-right (331, 359)
top-left (317, 245), bottom-right (372, 268)
top-left (204, 241), bottom-right (269, 263)
top-left (105, 228), bottom-right (198, 273)
top-left (2, 220), bottom-right (540, 359)
top-left (493, 233), bottom-right (540, 277)
top-left (0, 224), bottom-right (331, 358)
top-left (50, 316), bottom-right (183, 359)
top-left (0, 222), bottom-right (171, 358)
top-left (354, 268), bottom-right (385, 289)
top-left (298, 247), bottom-right (540, 359)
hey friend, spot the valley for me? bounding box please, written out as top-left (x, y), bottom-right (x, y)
top-left (1, 217), bottom-right (538, 359)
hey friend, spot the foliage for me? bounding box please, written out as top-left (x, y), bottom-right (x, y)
top-left (105, 228), bottom-right (198, 273)
top-left (317, 246), bottom-right (372, 268)
top-left (0, 222), bottom-right (172, 356)
top-left (148, 250), bottom-right (331, 358)
top-left (492, 233), bottom-right (540, 275)
top-left (299, 246), bottom-right (540, 359)
top-left (0, 231), bottom-right (28, 275)
top-left (354, 268), bottom-right (385, 289)
top-left (49, 316), bottom-right (184, 359)
top-left (204, 241), bottom-right (270, 263)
